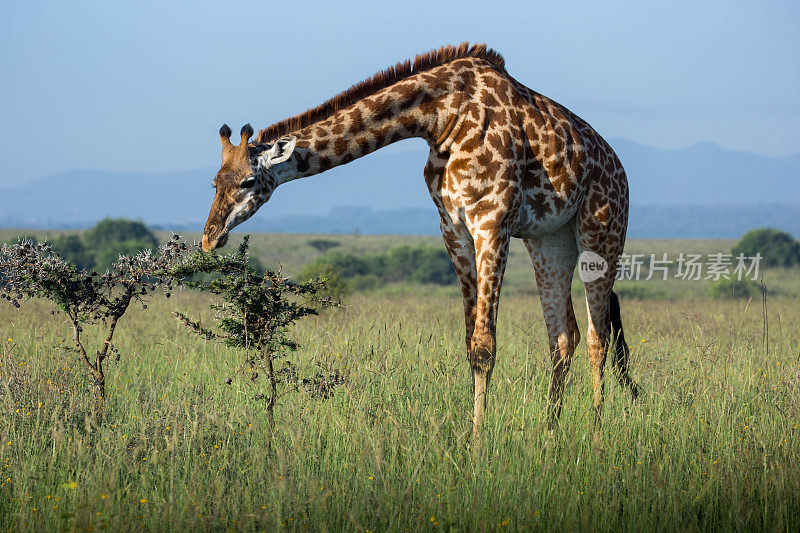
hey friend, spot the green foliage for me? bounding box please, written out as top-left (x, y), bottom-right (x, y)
top-left (173, 237), bottom-right (332, 353)
top-left (83, 218), bottom-right (158, 251)
top-left (172, 236), bottom-right (340, 417)
top-left (298, 261), bottom-right (351, 301)
top-left (304, 252), bottom-right (374, 291)
top-left (707, 277), bottom-right (761, 299)
top-left (732, 228), bottom-right (800, 268)
top-left (91, 239), bottom-right (160, 273)
top-left (47, 219), bottom-right (160, 273)
top-left (303, 245), bottom-right (456, 290)
top-left (384, 245), bottom-right (456, 284)
top-left (50, 234), bottom-right (93, 270)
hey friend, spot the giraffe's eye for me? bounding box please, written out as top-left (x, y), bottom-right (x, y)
top-left (240, 177), bottom-right (257, 189)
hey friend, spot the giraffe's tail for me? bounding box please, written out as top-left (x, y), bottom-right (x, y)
top-left (608, 290), bottom-right (640, 400)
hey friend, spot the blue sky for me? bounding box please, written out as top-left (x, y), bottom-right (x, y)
top-left (1, 0), bottom-right (798, 186)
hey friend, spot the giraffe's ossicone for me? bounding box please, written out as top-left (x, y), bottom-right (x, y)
top-left (203, 43), bottom-right (639, 437)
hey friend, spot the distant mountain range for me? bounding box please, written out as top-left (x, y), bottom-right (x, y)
top-left (0, 139), bottom-right (797, 238)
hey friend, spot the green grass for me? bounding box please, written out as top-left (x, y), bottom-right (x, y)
top-left (1, 267), bottom-right (799, 530)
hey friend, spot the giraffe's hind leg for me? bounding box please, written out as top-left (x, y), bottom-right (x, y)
top-left (582, 273), bottom-right (613, 431)
top-left (576, 183), bottom-right (634, 432)
top-left (524, 224), bottom-right (580, 426)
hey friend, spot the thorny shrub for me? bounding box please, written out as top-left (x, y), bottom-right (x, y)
top-left (0, 236), bottom-right (190, 407)
top-left (171, 236), bottom-right (344, 427)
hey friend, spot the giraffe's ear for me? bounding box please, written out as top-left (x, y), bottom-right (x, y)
top-left (263, 137), bottom-right (297, 165)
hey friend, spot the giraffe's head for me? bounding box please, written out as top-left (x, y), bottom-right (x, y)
top-left (202, 124), bottom-right (297, 251)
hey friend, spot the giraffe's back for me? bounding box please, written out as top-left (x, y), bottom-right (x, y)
top-left (446, 58), bottom-right (628, 240)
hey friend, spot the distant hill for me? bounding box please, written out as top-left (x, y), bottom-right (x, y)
top-left (612, 138), bottom-right (800, 205)
top-left (0, 139), bottom-right (797, 238)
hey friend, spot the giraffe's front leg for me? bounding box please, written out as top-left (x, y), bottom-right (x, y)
top-left (469, 230), bottom-right (510, 437)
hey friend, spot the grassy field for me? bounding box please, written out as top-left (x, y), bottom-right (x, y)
top-left (1, 232), bottom-right (799, 531)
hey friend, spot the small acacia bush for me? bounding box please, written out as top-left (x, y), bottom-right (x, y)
top-left (172, 237), bottom-right (342, 426)
top-left (0, 237), bottom-right (189, 404)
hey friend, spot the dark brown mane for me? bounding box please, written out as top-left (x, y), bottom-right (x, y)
top-left (256, 42), bottom-right (504, 144)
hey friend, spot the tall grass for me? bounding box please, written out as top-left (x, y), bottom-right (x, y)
top-left (1, 289), bottom-right (798, 531)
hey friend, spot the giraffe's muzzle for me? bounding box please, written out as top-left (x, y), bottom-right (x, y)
top-left (201, 226), bottom-right (228, 251)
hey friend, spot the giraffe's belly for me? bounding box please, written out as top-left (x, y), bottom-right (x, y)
top-left (431, 182), bottom-right (583, 241)
top-left (510, 188), bottom-right (583, 239)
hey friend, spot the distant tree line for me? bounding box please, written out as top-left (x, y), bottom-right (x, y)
top-left (300, 245), bottom-right (456, 297)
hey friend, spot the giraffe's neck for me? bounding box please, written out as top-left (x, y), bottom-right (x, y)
top-left (269, 76), bottom-right (459, 183)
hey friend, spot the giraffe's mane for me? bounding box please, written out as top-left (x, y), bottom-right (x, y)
top-left (256, 42), bottom-right (504, 144)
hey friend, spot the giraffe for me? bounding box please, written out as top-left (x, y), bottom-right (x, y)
top-left (202, 43), bottom-right (639, 435)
